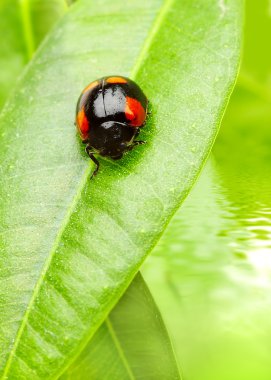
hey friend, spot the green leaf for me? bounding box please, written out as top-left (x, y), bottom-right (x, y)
top-left (0, 2), bottom-right (180, 370)
top-left (61, 273), bottom-right (180, 380)
top-left (0, 0), bottom-right (67, 109)
top-left (0, 0), bottom-right (242, 378)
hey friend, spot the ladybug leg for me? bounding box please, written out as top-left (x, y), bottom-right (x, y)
top-left (85, 145), bottom-right (99, 177)
top-left (128, 140), bottom-right (146, 151)
top-left (133, 140), bottom-right (146, 146)
top-left (135, 129), bottom-right (140, 137)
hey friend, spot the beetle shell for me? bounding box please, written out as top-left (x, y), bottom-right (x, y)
top-left (76, 76), bottom-right (148, 142)
top-left (75, 76), bottom-right (148, 175)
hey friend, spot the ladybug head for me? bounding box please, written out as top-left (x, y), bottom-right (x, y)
top-left (90, 121), bottom-right (138, 159)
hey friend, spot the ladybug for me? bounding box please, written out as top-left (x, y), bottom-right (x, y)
top-left (75, 75), bottom-right (148, 176)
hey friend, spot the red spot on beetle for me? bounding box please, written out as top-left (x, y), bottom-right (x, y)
top-left (106, 76), bottom-right (128, 84)
top-left (83, 80), bottom-right (99, 94)
top-left (125, 97), bottom-right (146, 127)
top-left (76, 108), bottom-right (89, 140)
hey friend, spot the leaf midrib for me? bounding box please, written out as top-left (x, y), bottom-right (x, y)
top-left (105, 318), bottom-right (135, 380)
top-left (1, 0), bottom-right (175, 377)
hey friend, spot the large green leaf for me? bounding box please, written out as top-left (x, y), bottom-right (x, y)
top-left (61, 273), bottom-right (180, 380)
top-left (0, 0), bottom-right (67, 109)
top-left (0, 1), bottom-right (180, 378)
top-left (0, 0), bottom-right (242, 378)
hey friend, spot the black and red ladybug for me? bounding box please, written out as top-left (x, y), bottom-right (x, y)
top-left (75, 75), bottom-right (148, 176)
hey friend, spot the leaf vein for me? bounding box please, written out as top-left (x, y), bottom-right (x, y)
top-left (105, 317), bottom-right (136, 380)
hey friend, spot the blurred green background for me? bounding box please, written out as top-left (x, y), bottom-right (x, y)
top-left (0, 0), bottom-right (68, 109)
top-left (0, 0), bottom-right (269, 379)
top-left (143, 0), bottom-right (271, 379)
